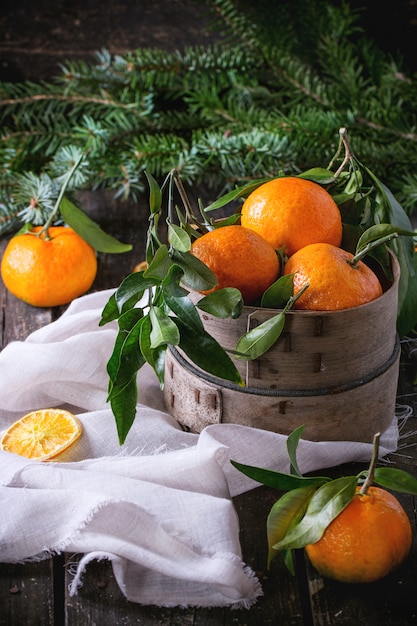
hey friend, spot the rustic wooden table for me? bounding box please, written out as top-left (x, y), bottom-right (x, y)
top-left (1, 191), bottom-right (416, 625)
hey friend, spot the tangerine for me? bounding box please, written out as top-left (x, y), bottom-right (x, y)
top-left (1, 226), bottom-right (97, 307)
top-left (240, 176), bottom-right (342, 256)
top-left (190, 225), bottom-right (280, 305)
top-left (305, 486), bottom-right (412, 583)
top-left (0, 408), bottom-right (83, 461)
top-left (283, 242), bottom-right (382, 310)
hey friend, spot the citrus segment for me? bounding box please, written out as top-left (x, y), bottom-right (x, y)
top-left (305, 486), bottom-right (412, 583)
top-left (283, 242), bottom-right (382, 310)
top-left (1, 226), bottom-right (97, 307)
top-left (241, 176), bottom-right (343, 256)
top-left (191, 224), bottom-right (280, 305)
top-left (0, 409), bottom-right (83, 461)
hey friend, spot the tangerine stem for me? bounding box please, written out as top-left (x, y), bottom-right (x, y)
top-left (330, 127), bottom-right (353, 179)
top-left (37, 153), bottom-right (84, 239)
top-left (173, 169), bottom-right (211, 233)
top-left (360, 432), bottom-right (381, 495)
top-left (167, 169), bottom-right (175, 236)
top-left (286, 282), bottom-right (310, 312)
top-left (348, 232), bottom-right (398, 268)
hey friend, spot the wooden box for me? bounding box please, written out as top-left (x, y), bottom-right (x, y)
top-left (164, 255), bottom-right (400, 443)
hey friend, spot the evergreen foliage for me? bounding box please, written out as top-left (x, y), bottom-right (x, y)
top-left (0, 0), bottom-right (416, 235)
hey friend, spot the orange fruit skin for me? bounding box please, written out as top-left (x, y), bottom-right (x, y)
top-left (191, 225), bottom-right (280, 305)
top-left (1, 226), bottom-right (97, 307)
top-left (283, 242), bottom-right (383, 310)
top-left (305, 486), bottom-right (412, 583)
top-left (241, 177), bottom-right (343, 257)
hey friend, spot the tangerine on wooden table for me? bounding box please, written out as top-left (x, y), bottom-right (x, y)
top-left (305, 486), bottom-right (412, 583)
top-left (283, 242), bottom-right (383, 310)
top-left (0, 408), bottom-right (83, 461)
top-left (1, 226), bottom-right (97, 307)
top-left (190, 224), bottom-right (280, 305)
top-left (240, 176), bottom-right (343, 257)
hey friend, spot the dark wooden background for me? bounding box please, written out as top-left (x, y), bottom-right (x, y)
top-left (1, 0), bottom-right (417, 83)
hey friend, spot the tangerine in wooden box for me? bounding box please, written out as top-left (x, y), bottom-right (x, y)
top-left (163, 254), bottom-right (400, 443)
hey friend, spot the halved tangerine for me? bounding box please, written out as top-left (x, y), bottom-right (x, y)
top-left (0, 408), bottom-right (82, 461)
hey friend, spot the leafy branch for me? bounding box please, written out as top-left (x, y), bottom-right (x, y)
top-left (1, 0), bottom-right (417, 238)
top-left (99, 170), bottom-right (313, 443)
top-left (100, 126), bottom-right (417, 443)
top-left (100, 170), bottom-right (246, 443)
top-left (231, 426), bottom-right (417, 573)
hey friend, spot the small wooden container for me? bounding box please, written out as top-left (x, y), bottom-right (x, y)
top-left (164, 255), bottom-right (400, 443)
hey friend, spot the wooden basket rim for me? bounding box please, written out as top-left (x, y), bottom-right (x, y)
top-left (169, 337), bottom-right (401, 397)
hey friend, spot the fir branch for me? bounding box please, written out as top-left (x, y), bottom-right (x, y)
top-left (0, 0), bottom-right (416, 233)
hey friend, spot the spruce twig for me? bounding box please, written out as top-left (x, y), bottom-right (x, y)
top-left (0, 0), bottom-right (416, 237)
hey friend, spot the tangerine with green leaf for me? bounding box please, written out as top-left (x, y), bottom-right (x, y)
top-left (1, 226), bottom-right (97, 307)
top-left (283, 242), bottom-right (382, 310)
top-left (240, 176), bottom-right (343, 256)
top-left (190, 225), bottom-right (280, 305)
top-left (305, 485), bottom-right (412, 583)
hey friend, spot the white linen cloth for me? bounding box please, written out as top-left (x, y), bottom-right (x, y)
top-left (0, 290), bottom-right (401, 608)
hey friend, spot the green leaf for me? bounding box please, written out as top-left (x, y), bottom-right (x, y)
top-left (361, 165), bottom-right (415, 313)
top-left (137, 313), bottom-right (153, 364)
top-left (106, 311), bottom-right (147, 444)
top-left (209, 213), bottom-right (241, 227)
top-left (59, 196), bottom-right (132, 253)
top-left (230, 460), bottom-right (330, 491)
top-left (298, 167), bottom-right (336, 184)
top-left (197, 288), bottom-right (244, 319)
top-left (109, 377), bottom-right (138, 445)
top-left (272, 476), bottom-right (357, 551)
top-left (14, 222), bottom-right (34, 236)
top-left (174, 317), bottom-right (244, 386)
top-left (283, 549), bottom-right (295, 575)
top-left (144, 170), bottom-right (162, 214)
top-left (286, 425), bottom-right (305, 477)
top-left (143, 244), bottom-right (173, 280)
top-left (343, 168), bottom-right (363, 196)
top-left (149, 306), bottom-right (180, 348)
top-left (267, 485), bottom-right (317, 568)
top-left (356, 223), bottom-right (413, 255)
top-left (373, 467), bottom-right (417, 495)
top-left (162, 269), bottom-right (205, 332)
top-left (235, 312), bottom-right (285, 360)
top-left (364, 165), bottom-right (414, 236)
top-left (397, 250), bottom-right (417, 336)
top-left (261, 274), bottom-right (294, 309)
top-left (100, 292), bottom-right (120, 325)
top-left (172, 249), bottom-right (218, 291)
top-left (168, 223), bottom-right (192, 252)
top-left (114, 271), bottom-right (157, 312)
top-left (393, 237), bottom-right (414, 321)
top-left (138, 315), bottom-right (166, 386)
top-left (203, 178), bottom-right (271, 212)
top-left (151, 345), bottom-right (167, 387)
top-left (107, 309), bottom-right (145, 390)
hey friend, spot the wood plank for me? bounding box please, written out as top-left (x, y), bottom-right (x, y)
top-left (0, 561), bottom-right (54, 626)
top-left (75, 190), bottom-right (149, 290)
